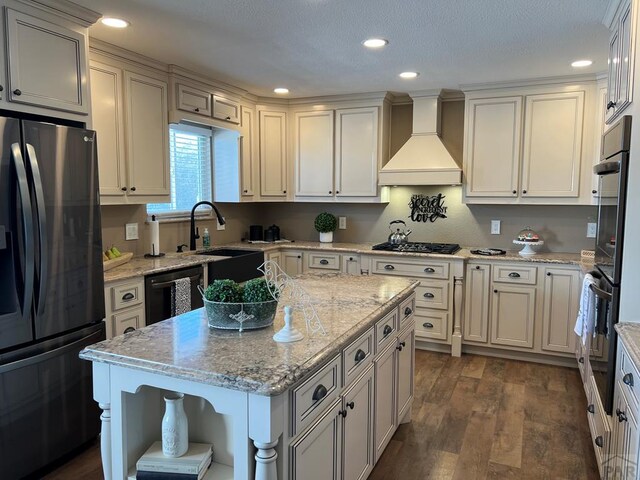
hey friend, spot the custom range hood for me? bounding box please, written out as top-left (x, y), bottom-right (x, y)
top-left (379, 91), bottom-right (462, 186)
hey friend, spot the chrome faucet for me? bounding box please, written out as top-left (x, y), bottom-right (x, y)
top-left (190, 201), bottom-right (225, 250)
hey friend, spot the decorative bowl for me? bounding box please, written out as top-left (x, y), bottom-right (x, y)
top-left (202, 297), bottom-right (278, 331)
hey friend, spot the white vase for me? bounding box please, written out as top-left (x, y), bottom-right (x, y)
top-left (162, 392), bottom-right (189, 457)
top-left (319, 231), bottom-right (333, 243)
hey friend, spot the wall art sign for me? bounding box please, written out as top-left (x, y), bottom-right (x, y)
top-left (409, 193), bottom-right (448, 223)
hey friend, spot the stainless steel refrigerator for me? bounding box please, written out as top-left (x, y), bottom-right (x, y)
top-left (0, 116), bottom-right (105, 478)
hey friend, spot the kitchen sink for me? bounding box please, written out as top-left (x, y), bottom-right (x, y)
top-left (197, 248), bottom-right (265, 283)
top-left (197, 248), bottom-right (258, 258)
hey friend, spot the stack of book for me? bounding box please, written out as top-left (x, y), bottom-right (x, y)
top-left (135, 442), bottom-right (213, 480)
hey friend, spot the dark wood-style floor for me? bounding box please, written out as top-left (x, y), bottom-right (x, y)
top-left (44, 351), bottom-right (598, 480)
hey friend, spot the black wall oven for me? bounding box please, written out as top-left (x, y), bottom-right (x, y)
top-left (591, 115), bottom-right (631, 415)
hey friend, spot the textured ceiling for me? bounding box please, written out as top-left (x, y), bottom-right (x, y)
top-left (78, 0), bottom-right (611, 98)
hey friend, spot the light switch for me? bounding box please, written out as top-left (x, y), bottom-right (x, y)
top-left (217, 217), bottom-right (226, 231)
top-left (491, 220), bottom-right (501, 235)
top-left (125, 223), bottom-right (139, 240)
top-left (587, 222), bottom-right (597, 238)
top-left (339, 216), bottom-right (347, 229)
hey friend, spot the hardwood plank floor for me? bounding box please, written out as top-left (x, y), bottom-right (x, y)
top-left (44, 351), bottom-right (598, 480)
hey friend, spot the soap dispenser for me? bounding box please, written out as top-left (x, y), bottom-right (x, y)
top-left (202, 227), bottom-right (211, 248)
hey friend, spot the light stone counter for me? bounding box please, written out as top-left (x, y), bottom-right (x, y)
top-left (82, 273), bottom-right (418, 396)
top-left (616, 323), bottom-right (640, 368)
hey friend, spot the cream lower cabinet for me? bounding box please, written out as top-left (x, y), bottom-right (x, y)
top-left (282, 251), bottom-right (304, 276)
top-left (374, 340), bottom-right (397, 461)
top-left (611, 380), bottom-right (638, 480)
top-left (541, 267), bottom-right (580, 354)
top-left (104, 277), bottom-right (146, 338)
top-left (463, 263), bottom-right (491, 343)
top-left (342, 255), bottom-right (361, 275)
top-left (490, 284), bottom-right (536, 348)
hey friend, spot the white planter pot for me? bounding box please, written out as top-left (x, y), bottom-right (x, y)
top-left (319, 231), bottom-right (333, 243)
top-left (162, 392), bottom-right (189, 457)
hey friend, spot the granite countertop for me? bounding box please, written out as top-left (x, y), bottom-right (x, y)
top-left (104, 241), bottom-right (592, 283)
top-left (616, 323), bottom-right (640, 368)
top-left (81, 274), bottom-right (418, 396)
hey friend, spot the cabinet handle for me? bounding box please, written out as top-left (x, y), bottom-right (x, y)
top-left (423, 292), bottom-right (435, 299)
top-left (578, 356), bottom-right (584, 364)
top-left (226, 116), bottom-right (231, 121)
top-left (595, 436), bottom-right (604, 448)
top-left (13, 89), bottom-right (21, 96)
top-left (312, 384), bottom-right (328, 402)
top-left (424, 267), bottom-right (436, 273)
top-left (346, 401), bottom-right (355, 410)
top-left (123, 326), bottom-right (136, 334)
top-left (475, 265), bottom-right (481, 270)
top-left (121, 187), bottom-right (127, 191)
top-left (592, 190), bottom-right (597, 195)
top-left (195, 107), bottom-right (200, 112)
top-left (607, 101), bottom-right (617, 110)
top-left (423, 322), bottom-right (434, 329)
top-left (383, 325), bottom-right (393, 337)
top-left (623, 373), bottom-right (634, 386)
top-left (384, 264), bottom-right (395, 270)
top-left (508, 272), bottom-right (521, 278)
top-left (404, 307), bottom-right (413, 316)
top-left (130, 187), bottom-right (137, 192)
top-left (354, 349), bottom-right (366, 363)
top-left (587, 404), bottom-right (595, 414)
top-left (512, 190), bottom-right (517, 195)
top-left (319, 259), bottom-right (329, 265)
top-left (339, 409), bottom-right (348, 418)
top-left (122, 292), bottom-right (135, 301)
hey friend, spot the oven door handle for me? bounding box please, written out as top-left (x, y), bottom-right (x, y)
top-left (590, 283), bottom-right (613, 302)
top-left (151, 274), bottom-right (201, 289)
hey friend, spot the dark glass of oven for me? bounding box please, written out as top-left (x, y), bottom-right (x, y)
top-left (595, 157), bottom-right (624, 284)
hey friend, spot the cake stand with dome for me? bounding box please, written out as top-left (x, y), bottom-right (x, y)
top-left (513, 227), bottom-right (544, 256)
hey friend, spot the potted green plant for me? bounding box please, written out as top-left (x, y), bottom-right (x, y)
top-left (314, 212), bottom-right (337, 243)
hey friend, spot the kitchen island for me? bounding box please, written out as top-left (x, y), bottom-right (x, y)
top-left (81, 273), bottom-right (418, 480)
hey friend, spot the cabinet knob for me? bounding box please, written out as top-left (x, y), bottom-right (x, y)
top-left (587, 404), bottom-right (595, 414)
top-left (226, 116), bottom-right (231, 121)
top-left (312, 384), bottom-right (328, 402)
top-left (339, 409), bottom-right (348, 418)
top-left (607, 101), bottom-right (617, 110)
top-left (349, 257), bottom-right (353, 261)
top-left (346, 401), bottom-right (355, 410)
top-left (354, 349), bottom-right (366, 363)
top-left (475, 265), bottom-right (481, 270)
top-left (595, 436), bottom-right (604, 448)
top-left (592, 190), bottom-right (598, 195)
top-left (547, 272), bottom-right (552, 276)
top-left (130, 187), bottom-right (137, 192)
top-left (336, 191), bottom-right (340, 194)
top-left (13, 89), bottom-right (21, 96)
top-left (522, 190), bottom-right (527, 194)
top-left (493, 289), bottom-right (498, 294)
top-left (297, 255), bottom-right (301, 259)
top-left (123, 326), bottom-right (136, 334)
top-left (623, 373), bottom-right (634, 386)
top-left (0, 85), bottom-right (4, 92)
top-left (397, 344), bottom-right (403, 351)
top-left (329, 191), bottom-right (332, 194)
top-left (404, 307), bottom-right (413, 316)
top-left (243, 190), bottom-right (248, 193)
top-left (121, 187), bottom-right (127, 191)
top-left (195, 107), bottom-right (200, 112)
top-left (512, 190), bottom-right (517, 195)
top-left (616, 408), bottom-right (628, 422)
top-left (578, 356), bottom-right (584, 364)
top-left (283, 190), bottom-right (287, 194)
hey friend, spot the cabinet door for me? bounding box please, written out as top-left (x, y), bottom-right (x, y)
top-left (213, 95), bottom-right (240, 124)
top-left (592, 86), bottom-right (608, 199)
top-left (464, 264), bottom-right (490, 343)
top-left (294, 111), bottom-right (334, 197)
top-left (541, 268), bottom-right (580, 354)
top-left (607, 28), bottom-right (621, 123)
top-left (464, 97), bottom-right (522, 197)
top-left (5, 9), bottom-right (88, 114)
top-left (240, 106), bottom-right (256, 196)
top-left (259, 110), bottom-right (288, 197)
top-left (282, 251), bottom-right (303, 276)
top-left (335, 107), bottom-right (379, 197)
top-left (342, 365), bottom-right (375, 480)
top-left (521, 91), bottom-right (584, 197)
top-left (612, 382), bottom-right (639, 480)
top-left (266, 251), bottom-right (282, 268)
top-left (617, 1), bottom-right (634, 114)
top-left (111, 305), bottom-right (144, 336)
top-left (176, 83), bottom-right (211, 116)
top-left (490, 285), bottom-right (536, 349)
top-left (396, 326), bottom-right (415, 423)
top-left (90, 62), bottom-right (126, 197)
top-left (290, 399), bottom-right (342, 480)
top-left (342, 255), bottom-right (361, 275)
top-left (374, 341), bottom-right (397, 462)
top-left (124, 71), bottom-right (170, 197)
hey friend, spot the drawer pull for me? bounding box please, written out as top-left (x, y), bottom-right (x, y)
top-left (623, 373), bottom-right (634, 386)
top-left (354, 349), bottom-right (366, 363)
top-left (423, 292), bottom-right (435, 299)
top-left (384, 264), bottom-right (395, 271)
top-left (396, 341), bottom-right (406, 352)
top-left (122, 292), bottom-right (135, 301)
top-left (123, 326), bottom-right (135, 334)
top-left (319, 259), bottom-right (329, 265)
top-left (423, 322), bottom-right (434, 329)
top-left (616, 408), bottom-right (628, 423)
top-left (508, 272), bottom-right (521, 278)
top-left (383, 325), bottom-right (393, 337)
top-left (578, 357), bottom-right (584, 364)
top-left (595, 436), bottom-right (603, 448)
top-left (404, 307), bottom-right (413, 316)
top-left (346, 401), bottom-right (355, 410)
top-left (312, 384), bottom-right (328, 402)
top-left (587, 404), bottom-right (595, 414)
top-left (424, 267), bottom-right (436, 273)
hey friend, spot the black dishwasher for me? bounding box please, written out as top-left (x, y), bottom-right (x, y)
top-left (145, 265), bottom-right (204, 325)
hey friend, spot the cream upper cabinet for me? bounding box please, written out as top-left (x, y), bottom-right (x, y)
top-left (259, 109), bottom-right (288, 197)
top-left (521, 91), bottom-right (584, 198)
top-left (5, 8), bottom-right (88, 115)
top-left (335, 107), bottom-right (379, 197)
top-left (464, 96), bottom-right (522, 197)
top-left (90, 62), bottom-right (126, 197)
top-left (541, 267), bottom-right (580, 354)
top-left (124, 71), bottom-right (170, 197)
top-left (176, 83), bottom-right (211, 116)
top-left (294, 110), bottom-right (334, 197)
top-left (606, 0), bottom-right (634, 123)
top-left (240, 106), bottom-right (256, 197)
top-left (213, 95), bottom-right (240, 124)
top-left (490, 284), bottom-right (536, 349)
top-left (463, 263), bottom-right (490, 343)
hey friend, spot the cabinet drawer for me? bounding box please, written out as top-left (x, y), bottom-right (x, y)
top-left (416, 281), bottom-right (449, 310)
top-left (176, 83), bottom-right (212, 116)
top-left (619, 344), bottom-right (640, 417)
top-left (110, 280), bottom-right (144, 311)
top-left (343, 327), bottom-right (374, 387)
top-left (213, 95), bottom-right (240, 124)
top-left (111, 305), bottom-right (144, 336)
top-left (399, 293), bottom-right (416, 329)
top-left (307, 252), bottom-right (341, 271)
top-left (415, 309), bottom-right (449, 341)
top-left (493, 264), bottom-right (537, 285)
top-left (375, 309), bottom-right (398, 354)
top-left (291, 354), bottom-right (342, 436)
top-left (587, 376), bottom-right (611, 477)
top-left (371, 257), bottom-right (449, 280)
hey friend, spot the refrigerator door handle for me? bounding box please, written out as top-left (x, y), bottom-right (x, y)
top-left (10, 143), bottom-right (35, 323)
top-left (25, 144), bottom-right (48, 316)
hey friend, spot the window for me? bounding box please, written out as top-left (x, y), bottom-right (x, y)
top-left (147, 123), bottom-right (213, 218)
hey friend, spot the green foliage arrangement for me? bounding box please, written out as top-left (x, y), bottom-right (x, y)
top-left (243, 278), bottom-right (278, 303)
top-left (203, 279), bottom-right (243, 303)
top-left (314, 212), bottom-right (338, 233)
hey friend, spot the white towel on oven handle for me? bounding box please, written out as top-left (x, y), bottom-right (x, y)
top-left (574, 273), bottom-right (597, 345)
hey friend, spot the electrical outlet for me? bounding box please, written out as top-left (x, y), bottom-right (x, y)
top-left (217, 217), bottom-right (226, 231)
top-left (587, 222), bottom-right (597, 238)
top-left (339, 216), bottom-right (347, 230)
top-left (125, 223), bottom-right (138, 240)
top-left (491, 220), bottom-right (501, 235)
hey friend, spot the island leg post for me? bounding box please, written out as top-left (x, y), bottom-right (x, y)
top-left (99, 402), bottom-right (112, 480)
top-left (254, 440), bottom-right (278, 480)
top-left (249, 393), bottom-right (285, 480)
top-left (452, 274), bottom-right (463, 357)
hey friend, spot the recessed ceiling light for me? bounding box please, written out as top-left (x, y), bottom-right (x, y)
top-left (101, 17), bottom-right (130, 28)
top-left (571, 59), bottom-right (593, 68)
top-left (399, 71), bottom-right (419, 79)
top-left (362, 38), bottom-right (389, 49)
top-left (274, 87), bottom-right (289, 94)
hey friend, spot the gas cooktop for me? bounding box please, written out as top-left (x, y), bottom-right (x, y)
top-left (372, 242), bottom-right (461, 254)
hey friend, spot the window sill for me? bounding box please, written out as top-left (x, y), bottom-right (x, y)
top-left (146, 214), bottom-right (213, 224)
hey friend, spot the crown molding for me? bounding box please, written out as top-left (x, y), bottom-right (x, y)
top-left (460, 73), bottom-right (598, 92)
top-left (19, 0), bottom-right (101, 26)
top-left (603, 0), bottom-right (624, 29)
top-left (168, 65), bottom-right (258, 102)
top-left (90, 38), bottom-right (168, 73)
